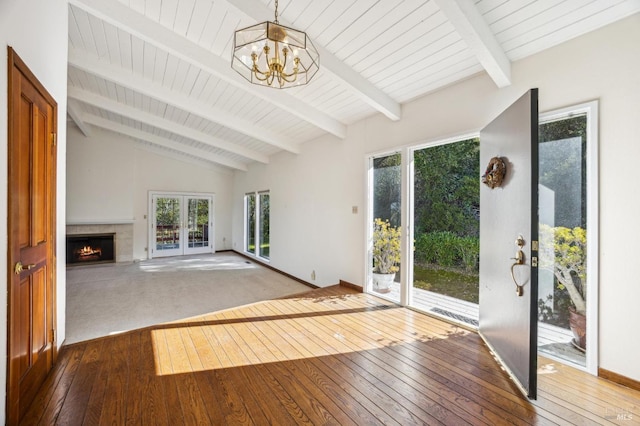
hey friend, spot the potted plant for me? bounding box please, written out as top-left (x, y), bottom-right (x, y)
top-left (539, 224), bottom-right (587, 350)
top-left (372, 218), bottom-right (401, 293)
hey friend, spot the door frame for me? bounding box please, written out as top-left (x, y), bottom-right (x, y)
top-left (6, 46), bottom-right (58, 424)
top-left (147, 191), bottom-right (215, 259)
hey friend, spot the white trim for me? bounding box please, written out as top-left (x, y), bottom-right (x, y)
top-left (539, 99), bottom-right (599, 375)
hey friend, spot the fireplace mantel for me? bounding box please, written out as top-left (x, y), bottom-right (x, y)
top-left (66, 219), bottom-right (134, 225)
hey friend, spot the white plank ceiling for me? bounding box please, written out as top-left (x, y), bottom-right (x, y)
top-left (67, 0), bottom-right (640, 171)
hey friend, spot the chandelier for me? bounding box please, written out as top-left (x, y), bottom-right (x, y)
top-left (231, 0), bottom-right (319, 89)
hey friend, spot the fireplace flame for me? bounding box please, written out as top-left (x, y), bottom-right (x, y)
top-left (75, 245), bottom-right (102, 258)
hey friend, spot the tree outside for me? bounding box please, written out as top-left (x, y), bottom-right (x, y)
top-left (538, 115), bottom-right (588, 328)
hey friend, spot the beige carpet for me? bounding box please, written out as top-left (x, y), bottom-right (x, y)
top-left (65, 252), bottom-right (313, 344)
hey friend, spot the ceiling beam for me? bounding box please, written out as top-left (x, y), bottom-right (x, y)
top-left (432, 0), bottom-right (511, 88)
top-left (68, 49), bottom-right (300, 154)
top-left (225, 0), bottom-right (402, 121)
top-left (83, 115), bottom-right (248, 171)
top-left (67, 99), bottom-right (92, 137)
top-left (68, 86), bottom-right (269, 164)
top-left (69, 0), bottom-right (347, 139)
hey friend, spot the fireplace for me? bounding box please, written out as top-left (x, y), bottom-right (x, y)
top-left (66, 233), bottom-right (116, 266)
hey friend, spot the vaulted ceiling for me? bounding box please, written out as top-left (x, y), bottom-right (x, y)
top-left (67, 0), bottom-right (640, 171)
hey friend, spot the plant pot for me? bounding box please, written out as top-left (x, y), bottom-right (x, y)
top-left (372, 272), bottom-right (395, 294)
top-left (569, 307), bottom-right (586, 351)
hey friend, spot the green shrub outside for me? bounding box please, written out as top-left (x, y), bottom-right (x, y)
top-left (415, 231), bottom-right (479, 273)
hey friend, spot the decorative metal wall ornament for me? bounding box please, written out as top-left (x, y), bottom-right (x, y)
top-left (231, 0), bottom-right (319, 89)
top-left (482, 156), bottom-right (507, 189)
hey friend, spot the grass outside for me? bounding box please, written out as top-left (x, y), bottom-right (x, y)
top-left (413, 265), bottom-right (479, 304)
top-left (248, 244), bottom-right (270, 258)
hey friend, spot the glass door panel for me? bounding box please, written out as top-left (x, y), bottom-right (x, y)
top-left (370, 152), bottom-right (402, 303)
top-left (154, 196), bottom-right (182, 257)
top-left (185, 197), bottom-right (212, 255)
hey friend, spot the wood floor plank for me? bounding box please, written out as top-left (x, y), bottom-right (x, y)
top-left (270, 296), bottom-right (481, 425)
top-left (263, 298), bottom-right (452, 425)
top-left (97, 333), bottom-right (131, 425)
top-left (166, 326), bottom-right (212, 425)
top-left (20, 285), bottom-right (640, 426)
top-left (19, 344), bottom-right (85, 425)
top-left (139, 329), bottom-right (170, 426)
top-left (53, 339), bottom-right (106, 425)
top-left (235, 305), bottom-right (387, 425)
top-left (152, 329), bottom-right (186, 425)
top-left (309, 293), bottom-right (543, 424)
top-left (198, 317), bottom-right (258, 425)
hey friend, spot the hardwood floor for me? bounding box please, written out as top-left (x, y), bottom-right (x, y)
top-left (22, 285), bottom-right (640, 425)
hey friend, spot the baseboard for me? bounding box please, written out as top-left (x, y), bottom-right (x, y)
top-left (339, 280), bottom-right (363, 292)
top-left (599, 368), bottom-right (640, 392)
top-left (232, 250), bottom-right (319, 289)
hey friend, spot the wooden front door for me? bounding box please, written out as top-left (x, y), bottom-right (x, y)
top-left (7, 47), bottom-right (58, 424)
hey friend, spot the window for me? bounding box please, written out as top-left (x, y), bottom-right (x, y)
top-left (245, 193), bottom-right (256, 254)
top-left (537, 100), bottom-right (598, 373)
top-left (259, 192), bottom-right (270, 259)
top-left (245, 191), bottom-right (270, 260)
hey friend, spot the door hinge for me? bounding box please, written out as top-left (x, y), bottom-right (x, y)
top-left (51, 133), bottom-right (57, 146)
top-left (531, 240), bottom-right (539, 251)
top-left (49, 329), bottom-right (56, 343)
top-left (532, 256), bottom-right (538, 268)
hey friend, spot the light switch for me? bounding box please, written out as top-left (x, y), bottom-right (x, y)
top-left (352, 206), bottom-right (358, 214)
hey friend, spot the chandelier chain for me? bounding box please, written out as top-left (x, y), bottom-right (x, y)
top-left (274, 0), bottom-right (279, 23)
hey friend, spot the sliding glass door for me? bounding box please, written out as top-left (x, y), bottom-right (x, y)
top-left (150, 192), bottom-right (214, 258)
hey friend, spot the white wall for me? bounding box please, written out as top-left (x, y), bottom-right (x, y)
top-left (233, 14), bottom-right (640, 382)
top-left (66, 126), bottom-right (234, 260)
top-left (0, 0), bottom-right (69, 422)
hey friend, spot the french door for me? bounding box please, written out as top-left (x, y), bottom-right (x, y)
top-left (149, 192), bottom-right (214, 258)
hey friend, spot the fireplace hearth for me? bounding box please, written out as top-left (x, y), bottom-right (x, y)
top-left (66, 233), bottom-right (116, 266)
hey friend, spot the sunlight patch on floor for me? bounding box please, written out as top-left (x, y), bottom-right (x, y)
top-left (151, 295), bottom-right (466, 376)
top-left (138, 253), bottom-right (259, 273)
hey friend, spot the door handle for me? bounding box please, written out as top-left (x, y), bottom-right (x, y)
top-left (14, 262), bottom-right (36, 275)
top-left (510, 235), bottom-right (526, 296)
top-left (510, 261), bottom-right (526, 296)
